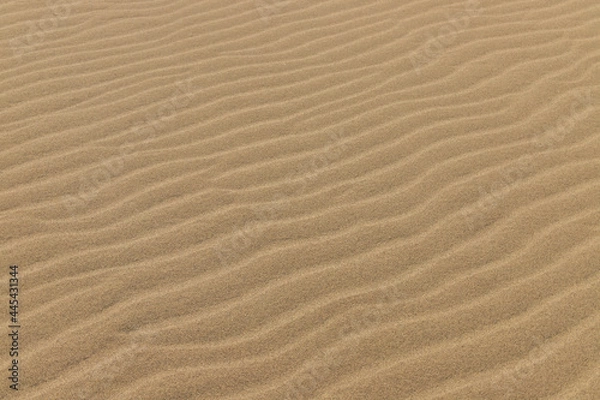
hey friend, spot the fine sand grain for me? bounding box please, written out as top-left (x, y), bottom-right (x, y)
top-left (0, 0), bottom-right (599, 399)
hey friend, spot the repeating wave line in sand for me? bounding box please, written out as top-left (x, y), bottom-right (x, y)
top-left (7, 0), bottom-right (105, 63)
top-left (407, 0), bottom-right (483, 75)
top-left (213, 126), bottom-right (347, 267)
top-left (254, 0), bottom-right (294, 26)
top-left (461, 87), bottom-right (594, 231)
top-left (73, 329), bottom-right (159, 400)
top-left (61, 77), bottom-right (197, 216)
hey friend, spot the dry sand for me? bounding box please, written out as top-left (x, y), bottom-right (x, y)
top-left (1, 0), bottom-right (599, 399)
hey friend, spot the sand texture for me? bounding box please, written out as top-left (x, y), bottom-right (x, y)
top-left (1, 0), bottom-right (599, 399)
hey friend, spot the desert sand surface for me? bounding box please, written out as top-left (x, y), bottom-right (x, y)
top-left (0, 0), bottom-right (599, 399)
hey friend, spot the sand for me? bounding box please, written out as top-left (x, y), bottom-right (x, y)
top-left (1, 0), bottom-right (599, 399)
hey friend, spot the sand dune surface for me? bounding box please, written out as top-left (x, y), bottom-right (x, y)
top-left (0, 0), bottom-right (599, 399)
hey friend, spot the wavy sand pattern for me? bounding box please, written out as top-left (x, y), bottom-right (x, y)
top-left (0, 0), bottom-right (599, 399)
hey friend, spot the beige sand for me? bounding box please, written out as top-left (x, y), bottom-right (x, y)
top-left (0, 0), bottom-right (599, 399)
